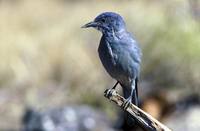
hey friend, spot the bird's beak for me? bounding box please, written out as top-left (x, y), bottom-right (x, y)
top-left (81, 21), bottom-right (98, 28)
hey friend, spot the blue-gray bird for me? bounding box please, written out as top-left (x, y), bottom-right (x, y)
top-left (82, 12), bottom-right (142, 109)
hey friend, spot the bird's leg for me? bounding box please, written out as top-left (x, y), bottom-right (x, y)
top-left (122, 92), bottom-right (133, 110)
top-left (122, 81), bottom-right (136, 110)
top-left (133, 88), bottom-right (138, 106)
top-left (112, 81), bottom-right (119, 89)
top-left (105, 81), bottom-right (119, 97)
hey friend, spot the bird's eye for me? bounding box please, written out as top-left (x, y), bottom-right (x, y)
top-left (101, 19), bottom-right (106, 23)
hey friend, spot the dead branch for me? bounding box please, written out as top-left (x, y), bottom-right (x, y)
top-left (104, 89), bottom-right (172, 131)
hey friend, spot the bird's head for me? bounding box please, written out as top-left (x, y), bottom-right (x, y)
top-left (82, 12), bottom-right (126, 34)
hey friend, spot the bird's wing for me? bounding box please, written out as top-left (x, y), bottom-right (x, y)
top-left (119, 36), bottom-right (142, 63)
top-left (117, 36), bottom-right (142, 78)
top-left (128, 39), bottom-right (142, 64)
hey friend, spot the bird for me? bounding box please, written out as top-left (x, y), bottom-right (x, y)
top-left (82, 12), bottom-right (142, 125)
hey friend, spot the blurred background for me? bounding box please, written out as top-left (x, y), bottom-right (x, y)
top-left (0, 0), bottom-right (199, 131)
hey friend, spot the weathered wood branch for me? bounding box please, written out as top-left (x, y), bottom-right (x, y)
top-left (104, 89), bottom-right (172, 131)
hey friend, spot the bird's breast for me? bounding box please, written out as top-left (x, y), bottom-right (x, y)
top-left (98, 38), bottom-right (119, 78)
top-left (98, 35), bottom-right (141, 83)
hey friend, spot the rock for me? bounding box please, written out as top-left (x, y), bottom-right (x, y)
top-left (22, 106), bottom-right (115, 131)
top-left (165, 106), bottom-right (200, 131)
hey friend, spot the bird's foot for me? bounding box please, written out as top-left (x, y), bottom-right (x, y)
top-left (122, 97), bottom-right (132, 110)
top-left (104, 88), bottom-right (114, 98)
top-left (104, 82), bottom-right (119, 99)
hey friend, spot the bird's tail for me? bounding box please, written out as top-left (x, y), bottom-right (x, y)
top-left (135, 77), bottom-right (139, 105)
top-left (122, 78), bottom-right (138, 106)
top-left (121, 78), bottom-right (139, 128)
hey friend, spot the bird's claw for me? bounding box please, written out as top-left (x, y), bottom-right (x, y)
top-left (105, 88), bottom-right (114, 98)
top-left (122, 97), bottom-right (132, 110)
